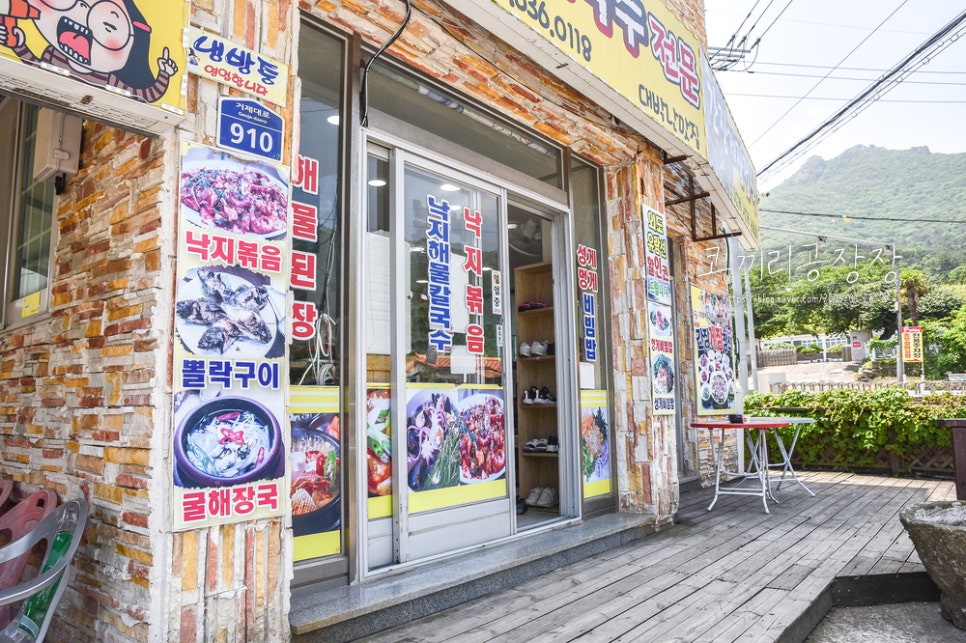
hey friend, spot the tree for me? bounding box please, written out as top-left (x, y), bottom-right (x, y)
top-left (900, 268), bottom-right (929, 325)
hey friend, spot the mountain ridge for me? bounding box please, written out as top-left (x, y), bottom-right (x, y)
top-left (758, 145), bottom-right (966, 272)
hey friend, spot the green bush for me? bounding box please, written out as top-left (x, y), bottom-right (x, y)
top-left (744, 388), bottom-right (966, 474)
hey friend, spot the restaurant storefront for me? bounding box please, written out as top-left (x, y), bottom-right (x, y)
top-left (0, 1), bottom-right (758, 640)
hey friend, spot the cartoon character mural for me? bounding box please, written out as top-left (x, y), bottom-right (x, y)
top-left (0, 0), bottom-right (178, 103)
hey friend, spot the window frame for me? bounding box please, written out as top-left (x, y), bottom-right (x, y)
top-left (0, 98), bottom-right (58, 329)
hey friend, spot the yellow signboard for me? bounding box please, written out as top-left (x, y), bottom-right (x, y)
top-left (494, 0), bottom-right (706, 157)
top-left (0, 0), bottom-right (188, 114)
top-left (901, 326), bottom-right (923, 363)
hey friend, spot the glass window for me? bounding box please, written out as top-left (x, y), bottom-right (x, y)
top-left (291, 27), bottom-right (344, 386)
top-left (367, 64), bottom-right (562, 189)
top-left (0, 99), bottom-right (56, 326)
top-left (404, 165), bottom-right (502, 386)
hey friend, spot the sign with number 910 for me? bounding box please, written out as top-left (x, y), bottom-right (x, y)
top-left (217, 98), bottom-right (285, 162)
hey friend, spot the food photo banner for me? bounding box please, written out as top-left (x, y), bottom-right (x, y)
top-left (172, 142), bottom-right (290, 530)
top-left (580, 389), bottom-right (611, 499)
top-left (405, 384), bottom-right (507, 514)
top-left (290, 386), bottom-right (341, 561)
top-left (691, 286), bottom-right (737, 416)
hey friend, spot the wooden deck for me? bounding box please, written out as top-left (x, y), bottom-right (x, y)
top-left (356, 472), bottom-right (955, 643)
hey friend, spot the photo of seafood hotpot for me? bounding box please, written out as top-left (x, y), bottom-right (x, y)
top-left (174, 397), bottom-right (283, 488)
top-left (290, 414), bottom-right (341, 536)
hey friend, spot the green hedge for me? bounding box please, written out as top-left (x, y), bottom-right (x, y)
top-left (743, 388), bottom-right (966, 474)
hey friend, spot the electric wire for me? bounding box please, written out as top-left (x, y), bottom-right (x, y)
top-left (360, 0), bottom-right (413, 127)
top-left (757, 7), bottom-right (966, 178)
top-left (750, 0), bottom-right (911, 148)
top-left (762, 208), bottom-right (966, 224)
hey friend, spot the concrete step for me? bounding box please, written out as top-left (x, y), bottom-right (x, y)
top-left (289, 512), bottom-right (660, 642)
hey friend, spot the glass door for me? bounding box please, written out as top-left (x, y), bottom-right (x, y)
top-left (363, 145), bottom-right (513, 568)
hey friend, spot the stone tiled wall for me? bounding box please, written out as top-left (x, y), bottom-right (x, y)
top-left (170, 2), bottom-right (298, 641)
top-left (0, 115), bottom-right (168, 642)
top-left (0, 0), bottom-right (730, 639)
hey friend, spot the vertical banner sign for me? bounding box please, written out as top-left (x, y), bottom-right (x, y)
top-left (644, 208), bottom-right (675, 415)
top-left (580, 390), bottom-right (611, 499)
top-left (902, 326), bottom-right (924, 363)
top-left (172, 142), bottom-right (289, 530)
top-left (577, 244), bottom-right (600, 362)
top-left (691, 286), bottom-right (737, 416)
top-left (290, 387), bottom-right (341, 561)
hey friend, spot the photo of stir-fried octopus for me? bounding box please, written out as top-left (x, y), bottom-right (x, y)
top-left (176, 269), bottom-right (274, 354)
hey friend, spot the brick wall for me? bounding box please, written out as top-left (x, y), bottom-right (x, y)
top-left (0, 117), bottom-right (166, 641)
top-left (0, 1), bottom-right (297, 642)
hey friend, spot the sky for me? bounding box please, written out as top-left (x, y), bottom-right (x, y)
top-left (704, 1), bottom-right (966, 192)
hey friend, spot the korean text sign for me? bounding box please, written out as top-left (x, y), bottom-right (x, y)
top-left (495, 0), bottom-right (706, 157)
top-left (172, 142), bottom-right (290, 530)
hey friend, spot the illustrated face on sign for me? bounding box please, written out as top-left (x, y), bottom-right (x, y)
top-left (33, 0), bottom-right (139, 74)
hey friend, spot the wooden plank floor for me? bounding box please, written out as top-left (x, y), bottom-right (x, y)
top-left (356, 472), bottom-right (954, 643)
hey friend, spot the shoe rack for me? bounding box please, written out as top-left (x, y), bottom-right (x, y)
top-left (514, 261), bottom-right (558, 509)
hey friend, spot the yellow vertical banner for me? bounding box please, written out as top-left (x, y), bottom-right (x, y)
top-left (901, 326), bottom-right (923, 363)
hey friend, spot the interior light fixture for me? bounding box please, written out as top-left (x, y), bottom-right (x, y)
top-left (327, 114), bottom-right (340, 125)
top-left (368, 179), bottom-right (387, 187)
top-left (439, 183), bottom-right (460, 192)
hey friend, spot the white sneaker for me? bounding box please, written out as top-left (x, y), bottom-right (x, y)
top-left (525, 487), bottom-right (543, 506)
top-left (519, 342), bottom-right (531, 357)
top-left (535, 487), bottom-right (556, 507)
top-left (531, 341), bottom-right (547, 356)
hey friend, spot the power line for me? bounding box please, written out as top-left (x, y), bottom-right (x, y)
top-left (729, 94), bottom-right (966, 103)
top-left (750, 0), bottom-right (911, 148)
top-left (729, 70), bottom-right (966, 85)
top-left (757, 8), bottom-right (966, 178)
top-left (762, 208), bottom-right (966, 224)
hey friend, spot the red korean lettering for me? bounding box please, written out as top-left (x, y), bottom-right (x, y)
top-left (291, 301), bottom-right (318, 340)
top-left (291, 202), bottom-right (319, 242)
top-left (184, 230), bottom-right (211, 260)
top-left (290, 251), bottom-right (317, 290)
top-left (466, 324), bottom-right (484, 354)
top-left (294, 155), bottom-right (319, 195)
top-left (182, 491), bottom-right (207, 522)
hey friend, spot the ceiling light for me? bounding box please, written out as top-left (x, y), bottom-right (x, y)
top-left (440, 183), bottom-right (460, 192)
top-left (368, 179), bottom-right (387, 187)
top-left (327, 114), bottom-right (340, 125)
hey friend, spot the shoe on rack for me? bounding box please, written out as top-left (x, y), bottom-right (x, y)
top-left (546, 434), bottom-right (559, 453)
top-left (523, 438), bottom-right (541, 451)
top-left (535, 487), bottom-right (557, 508)
top-left (525, 487), bottom-right (543, 506)
top-left (516, 497), bottom-right (528, 514)
top-left (531, 341), bottom-right (547, 356)
top-left (522, 387), bottom-right (534, 405)
top-left (536, 386), bottom-right (556, 404)
top-left (547, 342), bottom-right (555, 355)
top-left (519, 342), bottom-right (531, 357)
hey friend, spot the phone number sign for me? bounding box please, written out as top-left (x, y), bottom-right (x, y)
top-left (217, 98), bottom-right (284, 162)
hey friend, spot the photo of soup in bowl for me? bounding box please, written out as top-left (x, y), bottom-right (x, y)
top-left (174, 397), bottom-right (282, 488)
